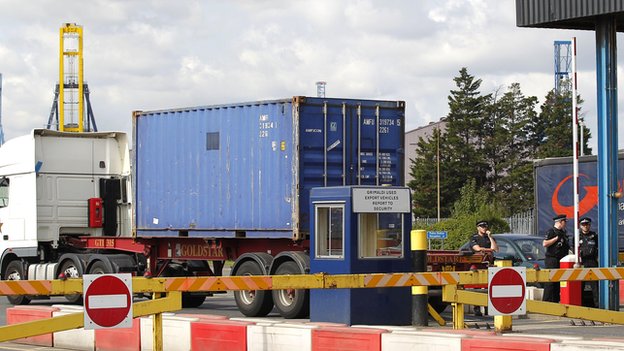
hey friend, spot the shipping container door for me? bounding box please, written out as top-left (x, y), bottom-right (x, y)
top-left (297, 98), bottom-right (404, 235)
top-left (350, 101), bottom-right (404, 186)
top-left (297, 99), bottom-right (347, 234)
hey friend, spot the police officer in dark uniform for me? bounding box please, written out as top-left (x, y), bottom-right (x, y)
top-left (470, 220), bottom-right (498, 254)
top-left (542, 214), bottom-right (570, 303)
top-left (470, 220), bottom-right (498, 316)
top-left (579, 217), bottom-right (599, 307)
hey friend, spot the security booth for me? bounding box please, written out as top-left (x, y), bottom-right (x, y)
top-left (309, 186), bottom-right (412, 325)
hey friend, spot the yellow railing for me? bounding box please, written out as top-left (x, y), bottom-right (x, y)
top-left (0, 266), bottom-right (622, 347)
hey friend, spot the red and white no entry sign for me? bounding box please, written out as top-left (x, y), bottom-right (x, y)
top-left (487, 267), bottom-right (526, 316)
top-left (83, 273), bottom-right (133, 329)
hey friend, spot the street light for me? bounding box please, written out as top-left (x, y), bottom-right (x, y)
top-left (436, 127), bottom-right (441, 222)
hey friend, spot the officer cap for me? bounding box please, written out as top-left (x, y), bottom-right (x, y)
top-left (553, 214), bottom-right (567, 222)
top-left (580, 217), bottom-right (591, 225)
top-left (476, 220), bottom-right (488, 227)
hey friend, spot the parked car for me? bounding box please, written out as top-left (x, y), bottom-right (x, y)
top-left (460, 234), bottom-right (546, 269)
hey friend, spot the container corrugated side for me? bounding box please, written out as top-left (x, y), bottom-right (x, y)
top-left (133, 99), bottom-right (295, 238)
top-left (133, 97), bottom-right (405, 239)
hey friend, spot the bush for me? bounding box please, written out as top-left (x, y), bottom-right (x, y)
top-left (413, 179), bottom-right (510, 250)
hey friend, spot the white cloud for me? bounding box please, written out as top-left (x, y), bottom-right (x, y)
top-left (0, 0), bottom-right (621, 152)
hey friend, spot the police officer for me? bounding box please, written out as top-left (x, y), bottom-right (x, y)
top-left (579, 217), bottom-right (598, 307)
top-left (542, 214), bottom-right (570, 303)
top-left (470, 220), bottom-right (498, 316)
top-left (470, 220), bottom-right (498, 254)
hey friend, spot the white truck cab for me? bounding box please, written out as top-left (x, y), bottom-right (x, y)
top-left (0, 129), bottom-right (132, 304)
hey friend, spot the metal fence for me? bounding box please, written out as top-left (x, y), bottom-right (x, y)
top-left (505, 209), bottom-right (535, 235)
top-left (413, 210), bottom-right (535, 235)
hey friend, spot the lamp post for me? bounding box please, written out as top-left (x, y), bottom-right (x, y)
top-left (436, 127), bottom-right (441, 222)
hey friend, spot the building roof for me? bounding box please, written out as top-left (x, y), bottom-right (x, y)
top-left (516, 0), bottom-right (624, 31)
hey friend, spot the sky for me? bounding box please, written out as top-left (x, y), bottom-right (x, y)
top-left (0, 0), bottom-right (621, 150)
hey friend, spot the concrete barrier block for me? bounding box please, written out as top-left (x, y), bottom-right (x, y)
top-left (140, 315), bottom-right (199, 351)
top-left (462, 335), bottom-right (554, 351)
top-left (53, 308), bottom-right (95, 351)
top-left (6, 305), bottom-right (60, 347)
top-left (191, 320), bottom-right (254, 351)
top-left (312, 326), bottom-right (386, 351)
top-left (95, 317), bottom-right (141, 351)
top-left (247, 323), bottom-right (317, 351)
top-left (382, 331), bottom-right (465, 351)
top-left (526, 286), bottom-right (544, 300)
top-left (552, 340), bottom-right (624, 351)
top-left (230, 317), bottom-right (284, 324)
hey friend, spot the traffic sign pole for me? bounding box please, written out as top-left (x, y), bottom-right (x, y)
top-left (494, 260), bottom-right (513, 332)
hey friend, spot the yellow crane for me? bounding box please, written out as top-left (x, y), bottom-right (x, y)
top-left (47, 23), bottom-right (97, 132)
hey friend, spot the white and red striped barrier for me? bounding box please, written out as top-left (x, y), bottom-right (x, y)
top-left (6, 305), bottom-right (624, 351)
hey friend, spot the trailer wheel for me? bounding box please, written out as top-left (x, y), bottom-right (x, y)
top-left (4, 260), bottom-right (31, 305)
top-left (182, 294), bottom-right (207, 308)
top-left (88, 260), bottom-right (111, 275)
top-left (59, 259), bottom-right (83, 304)
top-left (272, 261), bottom-right (309, 318)
top-left (233, 261), bottom-right (274, 317)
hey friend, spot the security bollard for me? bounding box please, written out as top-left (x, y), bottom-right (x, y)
top-left (412, 229), bottom-right (428, 326)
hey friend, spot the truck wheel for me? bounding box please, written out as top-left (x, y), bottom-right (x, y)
top-left (59, 259), bottom-right (83, 304)
top-left (272, 261), bottom-right (309, 318)
top-left (182, 294), bottom-right (207, 308)
top-left (233, 261), bottom-right (273, 317)
top-left (4, 260), bottom-right (31, 305)
top-left (88, 260), bottom-right (111, 274)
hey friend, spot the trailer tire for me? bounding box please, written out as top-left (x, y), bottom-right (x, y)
top-left (182, 294), bottom-right (207, 308)
top-left (233, 261), bottom-right (274, 317)
top-left (59, 258), bottom-right (84, 304)
top-left (4, 260), bottom-right (31, 305)
top-left (272, 261), bottom-right (309, 318)
top-left (88, 260), bottom-right (112, 275)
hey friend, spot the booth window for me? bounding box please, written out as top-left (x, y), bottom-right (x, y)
top-left (359, 212), bottom-right (403, 258)
top-left (0, 177), bottom-right (9, 208)
top-left (315, 205), bottom-right (344, 258)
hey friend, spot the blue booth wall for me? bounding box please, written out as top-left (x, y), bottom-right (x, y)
top-left (309, 186), bottom-right (412, 325)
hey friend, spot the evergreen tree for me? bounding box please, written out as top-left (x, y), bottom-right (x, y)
top-left (490, 83), bottom-right (539, 214)
top-left (444, 68), bottom-right (491, 200)
top-left (407, 69), bottom-right (593, 220)
top-left (531, 90), bottom-right (591, 158)
top-left (408, 128), bottom-right (454, 217)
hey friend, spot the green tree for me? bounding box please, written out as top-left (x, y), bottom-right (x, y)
top-left (408, 132), bottom-right (439, 218)
top-left (444, 68), bottom-right (491, 202)
top-left (490, 83), bottom-right (539, 214)
top-left (408, 70), bottom-right (594, 220)
top-left (530, 90), bottom-right (591, 158)
top-left (425, 179), bottom-right (510, 249)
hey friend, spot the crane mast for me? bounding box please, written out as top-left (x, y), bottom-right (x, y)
top-left (48, 23), bottom-right (97, 132)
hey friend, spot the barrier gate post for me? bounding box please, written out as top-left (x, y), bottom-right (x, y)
top-left (494, 260), bottom-right (513, 332)
top-left (412, 229), bottom-right (428, 326)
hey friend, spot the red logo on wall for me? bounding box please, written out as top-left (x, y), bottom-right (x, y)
top-left (551, 174), bottom-right (597, 218)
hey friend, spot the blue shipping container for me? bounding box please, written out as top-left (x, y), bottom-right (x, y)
top-left (133, 96), bottom-right (405, 239)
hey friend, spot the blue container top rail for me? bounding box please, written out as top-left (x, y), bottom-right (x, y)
top-left (132, 96), bottom-right (405, 240)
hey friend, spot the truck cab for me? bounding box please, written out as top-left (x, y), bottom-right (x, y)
top-left (0, 129), bottom-right (132, 304)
